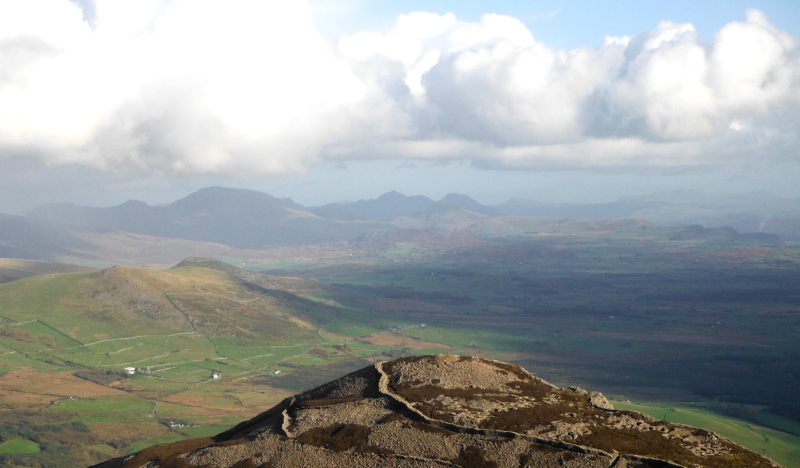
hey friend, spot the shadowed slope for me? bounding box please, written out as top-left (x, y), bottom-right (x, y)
top-left (0, 258), bottom-right (92, 284)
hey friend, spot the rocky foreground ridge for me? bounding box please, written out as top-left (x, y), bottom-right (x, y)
top-left (94, 355), bottom-right (781, 468)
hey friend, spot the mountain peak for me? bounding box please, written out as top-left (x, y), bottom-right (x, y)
top-left (174, 186), bottom-right (277, 205)
top-left (376, 190), bottom-right (407, 200)
top-left (311, 191), bottom-right (436, 221)
top-left (439, 192), bottom-right (475, 202)
top-left (436, 193), bottom-right (498, 215)
top-left (94, 355), bottom-right (780, 468)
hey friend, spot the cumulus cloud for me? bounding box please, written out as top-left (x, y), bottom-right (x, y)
top-left (0, 0), bottom-right (368, 173)
top-left (0, 1), bottom-right (798, 174)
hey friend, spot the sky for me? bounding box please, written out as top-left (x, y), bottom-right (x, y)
top-left (0, 0), bottom-right (798, 213)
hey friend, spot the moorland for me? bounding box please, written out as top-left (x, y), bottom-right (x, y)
top-left (0, 187), bottom-right (799, 467)
top-left (95, 355), bottom-right (782, 468)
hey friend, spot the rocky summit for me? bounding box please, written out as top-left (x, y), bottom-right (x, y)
top-left (94, 355), bottom-right (781, 468)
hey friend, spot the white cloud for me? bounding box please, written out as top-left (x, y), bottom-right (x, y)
top-left (711, 9), bottom-right (796, 112)
top-left (597, 21), bottom-right (719, 140)
top-left (0, 0), bottom-right (369, 173)
top-left (0, 1), bottom-right (798, 174)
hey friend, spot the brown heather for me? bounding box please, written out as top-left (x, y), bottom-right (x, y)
top-left (93, 355), bottom-right (782, 468)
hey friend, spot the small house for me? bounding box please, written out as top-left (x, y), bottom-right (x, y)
top-left (124, 367), bottom-right (136, 375)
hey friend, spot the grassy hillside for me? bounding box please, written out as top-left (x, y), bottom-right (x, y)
top-left (0, 264), bottom-right (345, 369)
top-left (0, 265), bottom-right (347, 466)
top-left (2, 216), bottom-right (800, 466)
top-left (0, 262), bottom-right (457, 466)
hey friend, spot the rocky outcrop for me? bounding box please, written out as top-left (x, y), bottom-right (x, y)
top-left (92, 355), bottom-right (782, 468)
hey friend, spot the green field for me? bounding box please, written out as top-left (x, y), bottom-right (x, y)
top-left (0, 439), bottom-right (41, 455)
top-left (1, 224), bottom-right (799, 466)
top-left (616, 401), bottom-right (800, 468)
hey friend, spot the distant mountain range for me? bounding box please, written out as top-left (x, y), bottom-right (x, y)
top-left (32, 186), bottom-right (800, 234)
top-left (0, 186), bottom-right (797, 263)
top-left (310, 190), bottom-right (500, 220)
top-left (28, 186), bottom-right (390, 248)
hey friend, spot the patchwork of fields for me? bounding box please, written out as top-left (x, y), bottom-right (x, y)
top-left (1, 221), bottom-right (800, 466)
top-left (0, 263), bottom-right (457, 466)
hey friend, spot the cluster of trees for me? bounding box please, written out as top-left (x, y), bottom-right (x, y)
top-left (0, 414), bottom-right (94, 468)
